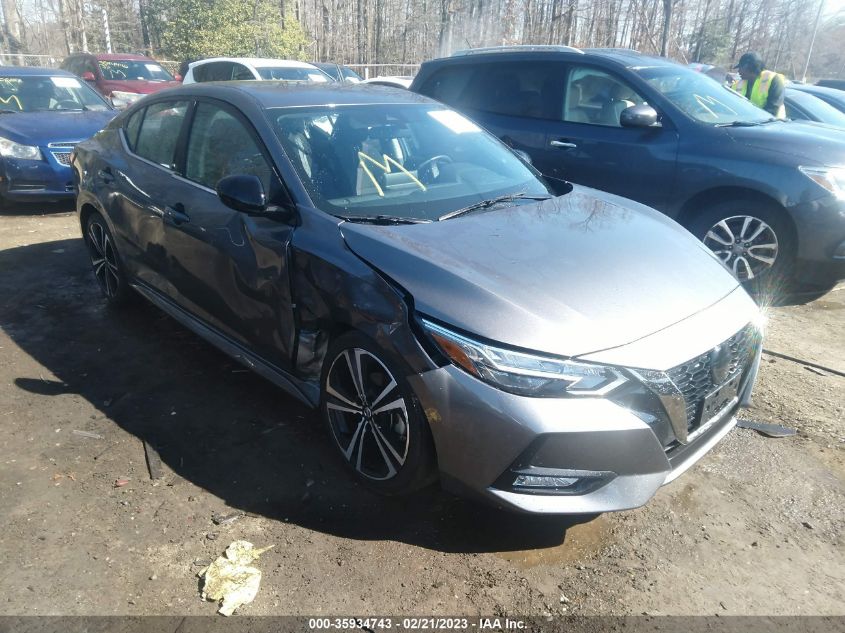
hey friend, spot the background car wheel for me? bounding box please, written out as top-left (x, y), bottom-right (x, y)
top-left (320, 331), bottom-right (437, 495)
top-left (84, 211), bottom-right (133, 306)
top-left (688, 199), bottom-right (795, 295)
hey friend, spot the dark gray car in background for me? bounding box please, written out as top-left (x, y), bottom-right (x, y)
top-left (72, 83), bottom-right (762, 513)
top-left (411, 47), bottom-right (845, 294)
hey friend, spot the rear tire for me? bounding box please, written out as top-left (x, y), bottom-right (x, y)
top-left (83, 211), bottom-right (133, 306)
top-left (688, 199), bottom-right (795, 298)
top-left (320, 331), bottom-right (437, 495)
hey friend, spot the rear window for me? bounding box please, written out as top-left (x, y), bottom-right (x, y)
top-left (98, 60), bottom-right (173, 82)
top-left (192, 62), bottom-right (235, 83)
top-left (463, 62), bottom-right (562, 119)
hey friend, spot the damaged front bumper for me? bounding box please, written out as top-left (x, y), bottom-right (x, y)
top-left (410, 350), bottom-right (758, 514)
top-left (408, 294), bottom-right (762, 514)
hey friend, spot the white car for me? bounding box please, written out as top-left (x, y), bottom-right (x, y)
top-left (362, 76), bottom-right (413, 89)
top-left (183, 58), bottom-right (332, 84)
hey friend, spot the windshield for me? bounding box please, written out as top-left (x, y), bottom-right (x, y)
top-left (269, 104), bottom-right (552, 220)
top-left (637, 66), bottom-right (772, 125)
top-left (98, 60), bottom-right (174, 82)
top-left (0, 75), bottom-right (111, 112)
top-left (256, 67), bottom-right (330, 82)
top-left (787, 89), bottom-right (845, 126)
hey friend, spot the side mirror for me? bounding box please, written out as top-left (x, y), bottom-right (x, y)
top-left (174, 73), bottom-right (183, 82)
top-left (82, 71), bottom-right (96, 82)
top-left (512, 149), bottom-right (533, 165)
top-left (620, 104), bottom-right (660, 128)
top-left (216, 175), bottom-right (267, 214)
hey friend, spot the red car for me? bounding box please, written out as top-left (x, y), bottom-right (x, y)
top-left (60, 53), bottom-right (181, 108)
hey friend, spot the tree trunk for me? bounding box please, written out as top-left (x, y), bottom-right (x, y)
top-left (660, 0), bottom-right (672, 56)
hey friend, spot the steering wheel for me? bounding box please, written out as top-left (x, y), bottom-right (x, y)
top-left (417, 154), bottom-right (453, 184)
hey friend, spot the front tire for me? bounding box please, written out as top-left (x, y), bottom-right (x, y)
top-left (320, 331), bottom-right (437, 495)
top-left (688, 199), bottom-right (794, 295)
top-left (83, 211), bottom-right (133, 306)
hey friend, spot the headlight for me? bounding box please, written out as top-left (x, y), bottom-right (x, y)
top-left (421, 318), bottom-right (627, 397)
top-left (799, 166), bottom-right (845, 199)
top-left (0, 136), bottom-right (42, 160)
top-left (110, 91), bottom-right (143, 109)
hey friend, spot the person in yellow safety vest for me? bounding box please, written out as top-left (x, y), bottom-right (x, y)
top-left (730, 51), bottom-right (786, 119)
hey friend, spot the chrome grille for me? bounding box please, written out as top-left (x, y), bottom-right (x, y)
top-left (666, 324), bottom-right (757, 430)
top-left (51, 151), bottom-right (72, 166)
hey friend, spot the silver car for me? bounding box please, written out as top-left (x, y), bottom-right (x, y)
top-left (74, 84), bottom-right (763, 514)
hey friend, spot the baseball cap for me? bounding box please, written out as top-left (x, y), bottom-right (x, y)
top-left (734, 52), bottom-right (763, 71)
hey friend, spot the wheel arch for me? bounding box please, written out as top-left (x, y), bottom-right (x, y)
top-left (78, 201), bottom-right (101, 234)
top-left (676, 186), bottom-right (798, 247)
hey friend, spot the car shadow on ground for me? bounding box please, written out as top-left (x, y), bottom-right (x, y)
top-left (0, 200), bottom-right (76, 216)
top-left (0, 236), bottom-right (594, 554)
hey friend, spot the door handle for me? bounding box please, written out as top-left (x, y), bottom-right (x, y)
top-left (163, 204), bottom-right (190, 225)
top-left (550, 140), bottom-right (578, 149)
top-left (98, 167), bottom-right (115, 184)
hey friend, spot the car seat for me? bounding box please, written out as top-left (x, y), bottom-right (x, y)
top-left (600, 83), bottom-right (637, 126)
top-left (565, 79), bottom-right (590, 123)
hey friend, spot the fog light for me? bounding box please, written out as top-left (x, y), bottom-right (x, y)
top-left (513, 474), bottom-right (579, 489)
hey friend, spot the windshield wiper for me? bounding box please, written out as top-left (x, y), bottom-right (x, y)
top-left (0, 109), bottom-right (18, 114)
top-left (338, 214), bottom-right (432, 225)
top-left (438, 192), bottom-right (552, 221)
top-left (716, 118), bottom-right (778, 127)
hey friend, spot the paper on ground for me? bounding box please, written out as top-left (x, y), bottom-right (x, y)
top-left (199, 540), bottom-right (274, 616)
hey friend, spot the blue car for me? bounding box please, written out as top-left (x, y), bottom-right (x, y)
top-left (0, 66), bottom-right (115, 205)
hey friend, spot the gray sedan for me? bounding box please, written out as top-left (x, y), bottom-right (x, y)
top-left (73, 83), bottom-right (763, 513)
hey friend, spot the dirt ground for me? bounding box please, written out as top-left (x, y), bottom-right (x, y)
top-left (0, 204), bottom-right (842, 618)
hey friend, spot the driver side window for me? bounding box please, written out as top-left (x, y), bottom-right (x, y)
top-left (563, 67), bottom-right (646, 127)
top-left (184, 102), bottom-right (274, 193)
top-left (784, 103), bottom-right (807, 121)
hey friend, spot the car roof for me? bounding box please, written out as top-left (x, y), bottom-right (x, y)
top-left (785, 87), bottom-right (816, 101)
top-left (190, 57), bottom-right (319, 69)
top-left (581, 48), bottom-right (679, 68)
top-left (427, 46), bottom-right (680, 70)
top-left (0, 66), bottom-right (77, 78)
top-left (159, 81), bottom-right (438, 108)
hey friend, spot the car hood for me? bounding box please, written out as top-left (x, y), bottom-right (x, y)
top-left (101, 80), bottom-right (181, 94)
top-left (0, 110), bottom-right (116, 146)
top-left (340, 186), bottom-right (743, 359)
top-left (726, 120), bottom-right (845, 164)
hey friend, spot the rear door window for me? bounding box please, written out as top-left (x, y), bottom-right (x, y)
top-left (462, 62), bottom-right (563, 120)
top-left (231, 64), bottom-right (254, 80)
top-left (417, 65), bottom-right (476, 108)
top-left (133, 100), bottom-right (189, 168)
top-left (193, 62), bottom-right (235, 82)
